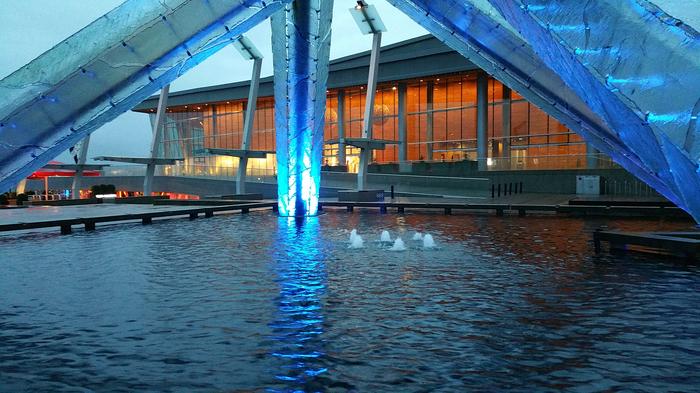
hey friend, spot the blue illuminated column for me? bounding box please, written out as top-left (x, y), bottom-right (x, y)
top-left (271, 0), bottom-right (334, 216)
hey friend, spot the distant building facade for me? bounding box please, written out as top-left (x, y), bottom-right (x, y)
top-left (133, 35), bottom-right (612, 179)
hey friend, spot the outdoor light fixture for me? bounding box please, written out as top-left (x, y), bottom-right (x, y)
top-left (349, 1), bottom-right (386, 35)
top-left (232, 35), bottom-right (263, 61)
top-left (348, 1), bottom-right (388, 191)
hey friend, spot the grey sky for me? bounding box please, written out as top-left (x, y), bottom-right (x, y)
top-left (0, 1), bottom-right (425, 163)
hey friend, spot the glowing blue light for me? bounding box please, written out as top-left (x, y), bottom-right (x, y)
top-left (548, 24), bottom-right (583, 32)
top-left (574, 47), bottom-right (620, 56)
top-left (271, 1), bottom-right (330, 217)
top-left (524, 4), bottom-right (546, 12)
top-left (605, 75), bottom-right (665, 89)
top-left (268, 217), bottom-right (327, 389)
top-left (645, 111), bottom-right (691, 124)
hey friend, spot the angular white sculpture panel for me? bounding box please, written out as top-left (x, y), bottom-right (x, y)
top-left (389, 0), bottom-right (700, 221)
top-left (487, 0), bottom-right (700, 222)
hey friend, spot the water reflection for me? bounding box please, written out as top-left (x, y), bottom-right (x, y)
top-left (268, 217), bottom-right (327, 391)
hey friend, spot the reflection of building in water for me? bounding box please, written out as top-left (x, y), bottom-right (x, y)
top-left (134, 35), bottom-right (612, 178)
top-left (268, 219), bottom-right (328, 390)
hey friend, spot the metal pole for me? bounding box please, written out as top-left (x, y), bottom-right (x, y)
top-left (71, 135), bottom-right (91, 199)
top-left (397, 82), bottom-right (407, 162)
top-left (144, 85), bottom-right (170, 196)
top-left (476, 73), bottom-right (488, 171)
top-left (358, 31), bottom-right (382, 191)
top-left (237, 57), bottom-right (262, 195)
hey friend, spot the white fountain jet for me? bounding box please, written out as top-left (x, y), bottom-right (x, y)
top-left (389, 237), bottom-right (407, 251)
top-left (349, 229), bottom-right (364, 248)
top-left (423, 233), bottom-right (436, 249)
top-left (349, 234), bottom-right (365, 249)
top-left (412, 232), bottom-right (423, 241)
top-left (380, 230), bottom-right (392, 243)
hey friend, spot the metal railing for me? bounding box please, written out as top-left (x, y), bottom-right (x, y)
top-left (102, 164), bottom-right (276, 181)
top-left (602, 178), bottom-right (659, 197)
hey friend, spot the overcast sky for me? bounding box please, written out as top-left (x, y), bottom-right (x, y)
top-left (0, 1), bottom-right (426, 163)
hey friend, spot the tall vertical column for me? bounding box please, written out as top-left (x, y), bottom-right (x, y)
top-left (397, 82), bottom-right (407, 162)
top-left (211, 105), bottom-right (218, 148)
top-left (237, 57), bottom-right (263, 195)
top-left (271, 0), bottom-right (334, 216)
top-left (144, 85), bottom-right (170, 196)
top-left (337, 89), bottom-right (346, 166)
top-left (71, 135), bottom-right (91, 199)
top-left (476, 73), bottom-right (488, 171)
top-left (502, 86), bottom-right (511, 162)
top-left (425, 81), bottom-right (434, 160)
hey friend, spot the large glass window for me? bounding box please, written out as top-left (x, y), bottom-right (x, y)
top-left (154, 70), bottom-right (601, 174)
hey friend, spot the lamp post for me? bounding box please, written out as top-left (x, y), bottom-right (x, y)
top-left (232, 36), bottom-right (263, 195)
top-left (349, 1), bottom-right (387, 191)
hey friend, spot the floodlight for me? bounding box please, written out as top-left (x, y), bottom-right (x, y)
top-left (349, 2), bottom-right (386, 35)
top-left (233, 35), bottom-right (262, 60)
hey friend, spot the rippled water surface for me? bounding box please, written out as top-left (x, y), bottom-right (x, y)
top-left (1, 211), bottom-right (699, 392)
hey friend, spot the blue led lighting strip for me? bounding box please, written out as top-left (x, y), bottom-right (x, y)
top-left (271, 0), bottom-right (333, 216)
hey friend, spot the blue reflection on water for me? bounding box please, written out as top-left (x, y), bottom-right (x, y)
top-left (268, 217), bottom-right (327, 391)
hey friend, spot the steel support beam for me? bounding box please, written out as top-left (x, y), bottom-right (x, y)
top-left (144, 85), bottom-right (169, 196)
top-left (237, 57), bottom-right (263, 195)
top-left (358, 32), bottom-right (382, 191)
top-left (271, 0), bottom-right (334, 216)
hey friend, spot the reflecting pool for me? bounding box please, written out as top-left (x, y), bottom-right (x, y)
top-left (0, 212), bottom-right (699, 392)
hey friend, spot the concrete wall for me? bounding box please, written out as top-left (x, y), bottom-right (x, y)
top-left (368, 161), bottom-right (657, 196)
top-left (25, 176), bottom-right (343, 199)
top-left (24, 164), bottom-right (658, 199)
top-left (322, 171), bottom-right (490, 195)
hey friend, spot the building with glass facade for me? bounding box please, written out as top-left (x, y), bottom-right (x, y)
top-left (133, 35), bottom-right (629, 191)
